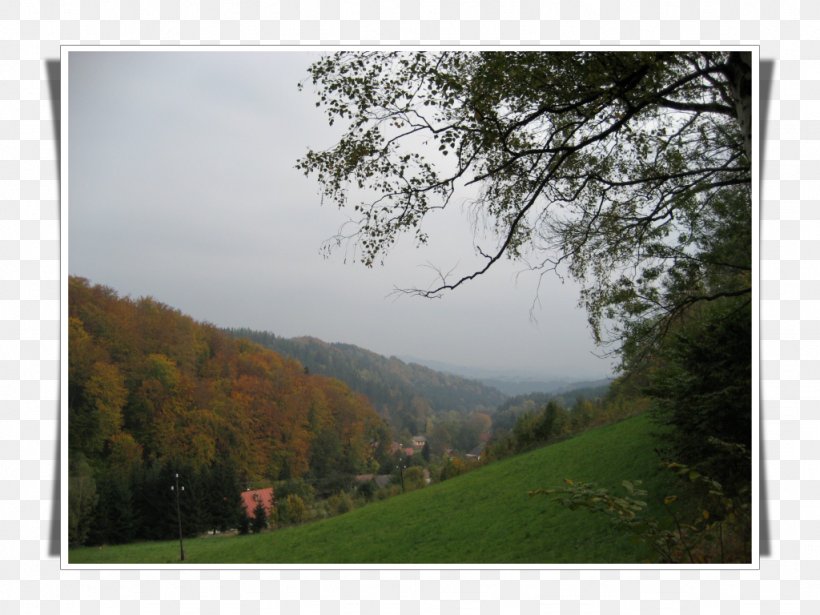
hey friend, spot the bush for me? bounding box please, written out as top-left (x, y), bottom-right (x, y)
top-left (357, 480), bottom-right (376, 501)
top-left (530, 453), bottom-right (752, 564)
top-left (403, 467), bottom-right (426, 492)
top-left (278, 494), bottom-right (307, 526)
top-left (327, 492), bottom-right (355, 516)
top-left (440, 458), bottom-right (467, 481)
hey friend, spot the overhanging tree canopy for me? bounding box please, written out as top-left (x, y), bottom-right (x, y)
top-left (297, 50), bottom-right (752, 355)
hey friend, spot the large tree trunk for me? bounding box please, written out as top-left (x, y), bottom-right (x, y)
top-left (724, 52), bottom-right (753, 162)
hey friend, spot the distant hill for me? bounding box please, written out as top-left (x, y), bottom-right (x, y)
top-left (399, 355), bottom-right (612, 397)
top-left (479, 376), bottom-right (613, 397)
top-left (226, 329), bottom-right (507, 436)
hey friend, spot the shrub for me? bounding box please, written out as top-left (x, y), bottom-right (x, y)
top-left (530, 452), bottom-right (751, 564)
top-left (327, 492), bottom-right (355, 516)
top-left (278, 494), bottom-right (307, 526)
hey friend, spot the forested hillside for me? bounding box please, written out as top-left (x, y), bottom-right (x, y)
top-left (226, 329), bottom-right (507, 436)
top-left (68, 277), bottom-right (390, 547)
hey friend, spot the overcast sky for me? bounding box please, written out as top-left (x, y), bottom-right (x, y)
top-left (68, 50), bottom-right (613, 380)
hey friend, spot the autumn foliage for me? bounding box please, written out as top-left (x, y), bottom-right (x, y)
top-left (68, 277), bottom-right (387, 546)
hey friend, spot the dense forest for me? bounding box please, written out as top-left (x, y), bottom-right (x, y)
top-left (68, 277), bottom-right (391, 546)
top-left (225, 329), bottom-right (506, 438)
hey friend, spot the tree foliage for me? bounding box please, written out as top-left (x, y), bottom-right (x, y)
top-left (298, 50), bottom-right (752, 353)
top-left (618, 178), bottom-right (752, 490)
top-left (67, 456), bottom-right (98, 547)
top-left (278, 494), bottom-right (307, 526)
top-left (228, 329), bottom-right (505, 435)
top-left (299, 51), bottom-right (753, 523)
top-left (68, 276), bottom-right (387, 546)
top-left (252, 498), bottom-right (268, 533)
top-left (643, 298), bottom-right (752, 491)
top-left (402, 466), bottom-right (426, 492)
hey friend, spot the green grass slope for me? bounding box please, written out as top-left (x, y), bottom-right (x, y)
top-left (71, 413), bottom-right (673, 564)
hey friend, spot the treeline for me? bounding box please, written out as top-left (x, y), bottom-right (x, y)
top-left (71, 455), bottom-right (245, 546)
top-left (225, 329), bottom-right (506, 436)
top-left (68, 277), bottom-right (391, 546)
top-left (484, 379), bottom-right (648, 461)
top-left (490, 382), bottom-right (610, 435)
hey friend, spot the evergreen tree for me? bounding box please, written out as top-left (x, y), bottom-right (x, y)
top-left (252, 498), bottom-right (268, 533)
top-left (67, 456), bottom-right (98, 547)
top-left (203, 459), bottom-right (243, 533)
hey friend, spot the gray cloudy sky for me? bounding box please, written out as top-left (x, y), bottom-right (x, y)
top-left (68, 50), bottom-right (612, 380)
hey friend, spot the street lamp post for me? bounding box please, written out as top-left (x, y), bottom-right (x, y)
top-left (396, 463), bottom-right (406, 492)
top-left (171, 472), bottom-right (185, 561)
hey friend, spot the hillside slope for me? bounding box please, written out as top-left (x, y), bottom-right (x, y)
top-left (226, 329), bottom-right (507, 435)
top-left (68, 277), bottom-right (390, 546)
top-left (71, 413), bottom-right (673, 564)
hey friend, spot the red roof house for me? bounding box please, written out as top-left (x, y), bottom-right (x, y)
top-left (240, 487), bottom-right (274, 519)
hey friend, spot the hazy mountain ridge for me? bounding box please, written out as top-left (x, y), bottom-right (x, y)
top-left (398, 355), bottom-right (613, 397)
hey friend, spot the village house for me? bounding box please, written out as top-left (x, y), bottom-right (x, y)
top-left (411, 435), bottom-right (427, 448)
top-left (465, 443), bottom-right (486, 461)
top-left (240, 487), bottom-right (275, 519)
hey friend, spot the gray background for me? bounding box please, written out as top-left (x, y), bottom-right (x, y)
top-left (0, 0), bottom-right (815, 612)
